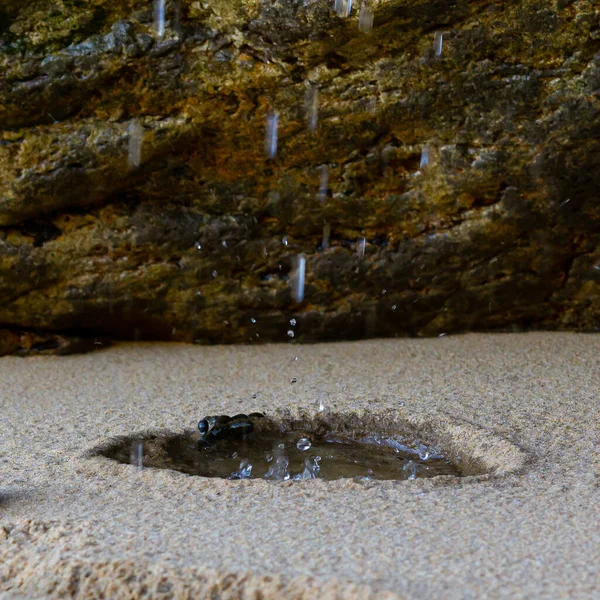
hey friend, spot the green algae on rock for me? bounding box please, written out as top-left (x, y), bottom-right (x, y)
top-left (0, 0), bottom-right (599, 354)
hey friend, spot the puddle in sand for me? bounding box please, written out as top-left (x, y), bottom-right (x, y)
top-left (104, 429), bottom-right (460, 481)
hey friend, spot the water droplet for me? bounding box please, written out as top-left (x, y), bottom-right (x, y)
top-left (322, 223), bottom-right (331, 249)
top-left (420, 146), bottom-right (430, 168)
top-left (278, 443), bottom-right (285, 450)
top-left (392, 304), bottom-right (397, 310)
top-left (154, 0), bottom-right (166, 38)
top-left (290, 318), bottom-right (297, 326)
top-left (403, 460), bottom-right (417, 480)
top-left (318, 165), bottom-right (328, 201)
top-left (128, 120), bottom-right (143, 169)
top-left (282, 236), bottom-right (288, 246)
top-left (222, 240), bottom-right (227, 247)
top-left (306, 85), bottom-right (319, 132)
top-left (212, 270), bottom-right (217, 278)
top-left (250, 318), bottom-right (256, 324)
top-left (318, 397), bottom-right (325, 413)
top-left (252, 393), bottom-right (258, 399)
top-left (297, 437), bottom-right (312, 451)
top-left (265, 111), bottom-right (279, 159)
top-left (265, 452), bottom-right (273, 462)
top-left (418, 446), bottom-right (430, 460)
top-left (130, 441), bottom-right (143, 471)
top-left (291, 255), bottom-right (306, 303)
top-left (287, 330), bottom-right (295, 338)
top-left (433, 31), bottom-right (444, 57)
top-left (290, 377), bottom-right (297, 383)
top-left (194, 241), bottom-right (202, 250)
top-left (358, 4), bottom-right (374, 32)
top-left (292, 356), bottom-right (298, 361)
top-left (357, 237), bottom-right (366, 258)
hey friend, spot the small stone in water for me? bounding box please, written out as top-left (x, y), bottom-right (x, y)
top-left (287, 330), bottom-right (295, 338)
top-left (297, 437), bottom-right (312, 451)
top-left (265, 111), bottom-right (279, 159)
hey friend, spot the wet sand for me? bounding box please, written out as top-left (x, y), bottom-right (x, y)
top-left (1, 333), bottom-right (599, 599)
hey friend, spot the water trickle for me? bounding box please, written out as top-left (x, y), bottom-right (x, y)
top-left (334, 0), bottom-right (352, 18)
top-left (306, 86), bottom-right (319, 132)
top-left (291, 255), bottom-right (306, 303)
top-left (420, 146), bottom-right (429, 169)
top-left (154, 0), bottom-right (166, 38)
top-left (358, 5), bottom-right (374, 32)
top-left (265, 111), bottom-right (279, 159)
top-left (128, 120), bottom-right (143, 169)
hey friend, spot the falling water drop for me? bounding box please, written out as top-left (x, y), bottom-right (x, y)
top-left (306, 86), bottom-right (319, 132)
top-left (130, 441), bottom-right (143, 472)
top-left (128, 120), bottom-right (143, 169)
top-left (433, 31), bottom-right (444, 57)
top-left (318, 165), bottom-right (328, 201)
top-left (358, 5), bottom-right (374, 32)
top-left (420, 146), bottom-right (430, 169)
top-left (154, 0), bottom-right (166, 38)
top-left (357, 237), bottom-right (366, 258)
top-left (297, 437), bottom-right (312, 451)
top-left (287, 330), bottom-right (295, 338)
top-left (291, 255), bottom-right (306, 303)
top-left (265, 111), bottom-right (279, 159)
top-left (322, 223), bottom-right (331, 249)
top-left (403, 460), bottom-right (417, 480)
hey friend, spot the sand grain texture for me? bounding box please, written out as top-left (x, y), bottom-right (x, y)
top-left (1, 333), bottom-right (599, 599)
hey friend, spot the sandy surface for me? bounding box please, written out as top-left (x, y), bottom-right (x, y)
top-left (1, 333), bottom-right (599, 599)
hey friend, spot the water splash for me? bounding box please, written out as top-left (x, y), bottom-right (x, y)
top-left (358, 5), bottom-right (374, 32)
top-left (294, 455), bottom-right (321, 479)
top-left (230, 459), bottom-right (252, 479)
top-left (154, 0), bottom-right (166, 38)
top-left (306, 86), bottom-right (319, 132)
top-left (127, 120), bottom-right (143, 169)
top-left (265, 111), bottom-right (279, 159)
top-left (297, 437), bottom-right (312, 451)
top-left (265, 445), bottom-right (291, 480)
top-left (291, 255), bottom-right (306, 303)
top-left (403, 460), bottom-right (417, 480)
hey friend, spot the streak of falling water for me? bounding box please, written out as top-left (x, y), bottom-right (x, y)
top-left (128, 120), bottom-right (143, 169)
top-left (357, 237), bottom-right (366, 258)
top-left (358, 5), bottom-right (374, 32)
top-left (322, 223), bottom-right (331, 249)
top-left (334, 0), bottom-right (352, 17)
top-left (154, 0), bottom-right (166, 38)
top-left (318, 165), bottom-right (328, 201)
top-left (291, 255), bottom-right (306, 303)
top-left (306, 86), bottom-right (319, 132)
top-left (130, 441), bottom-right (143, 472)
top-left (265, 111), bottom-right (279, 159)
top-left (420, 146), bottom-right (429, 169)
top-left (433, 31), bottom-right (444, 57)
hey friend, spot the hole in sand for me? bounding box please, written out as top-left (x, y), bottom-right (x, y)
top-left (97, 412), bottom-right (468, 481)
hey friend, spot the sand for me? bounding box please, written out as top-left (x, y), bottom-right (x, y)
top-left (1, 333), bottom-right (599, 599)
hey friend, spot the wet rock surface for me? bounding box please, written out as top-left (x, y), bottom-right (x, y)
top-left (1, 0), bottom-right (599, 353)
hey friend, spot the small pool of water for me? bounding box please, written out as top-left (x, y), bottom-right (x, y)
top-left (105, 429), bottom-right (460, 481)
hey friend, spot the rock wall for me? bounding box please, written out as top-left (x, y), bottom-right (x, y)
top-left (1, 0), bottom-right (599, 353)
